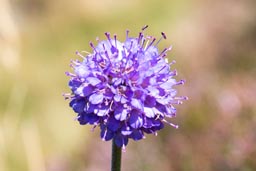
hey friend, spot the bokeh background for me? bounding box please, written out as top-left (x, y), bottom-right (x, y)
top-left (0, 0), bottom-right (256, 170)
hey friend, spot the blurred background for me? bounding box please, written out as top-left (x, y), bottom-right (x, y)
top-left (0, 0), bottom-right (256, 170)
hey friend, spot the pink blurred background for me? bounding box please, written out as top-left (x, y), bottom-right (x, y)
top-left (0, 0), bottom-right (255, 170)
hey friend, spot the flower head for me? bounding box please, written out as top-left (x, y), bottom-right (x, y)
top-left (64, 26), bottom-right (187, 150)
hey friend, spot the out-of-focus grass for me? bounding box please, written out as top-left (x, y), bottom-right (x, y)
top-left (1, 0), bottom-right (256, 171)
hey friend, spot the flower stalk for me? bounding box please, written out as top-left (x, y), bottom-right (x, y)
top-left (111, 139), bottom-right (122, 171)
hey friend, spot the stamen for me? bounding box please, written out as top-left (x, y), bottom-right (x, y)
top-left (177, 101), bottom-right (183, 104)
top-left (63, 93), bottom-right (74, 100)
top-left (144, 40), bottom-right (149, 50)
top-left (102, 43), bottom-right (106, 50)
top-left (169, 60), bottom-right (176, 65)
top-left (104, 50), bottom-right (110, 59)
top-left (101, 130), bottom-right (107, 141)
top-left (81, 50), bottom-right (91, 55)
top-left (126, 29), bottom-right (129, 40)
top-left (114, 34), bottom-right (117, 47)
top-left (159, 48), bottom-right (168, 57)
top-left (169, 100), bottom-right (183, 105)
top-left (161, 32), bottom-right (167, 39)
top-left (76, 51), bottom-right (86, 59)
top-left (175, 80), bottom-right (185, 85)
top-left (69, 63), bottom-right (75, 68)
top-left (157, 65), bottom-right (167, 73)
top-left (89, 42), bottom-right (95, 49)
top-left (122, 144), bottom-right (126, 152)
top-left (145, 37), bottom-right (156, 50)
top-left (155, 32), bottom-right (167, 46)
top-left (168, 45), bottom-right (172, 51)
top-left (162, 119), bottom-right (179, 129)
top-left (155, 38), bottom-right (162, 46)
top-left (90, 42), bottom-right (99, 54)
top-left (96, 37), bottom-right (100, 42)
top-left (71, 59), bottom-right (81, 66)
top-left (174, 96), bottom-right (189, 100)
top-left (141, 38), bottom-right (146, 47)
top-left (122, 138), bottom-right (126, 152)
top-left (161, 54), bottom-right (167, 58)
top-left (101, 43), bottom-right (110, 62)
top-left (105, 32), bottom-right (112, 45)
top-left (65, 72), bottom-right (76, 77)
top-left (142, 25), bottom-right (148, 31)
top-left (158, 46), bottom-right (173, 59)
top-left (62, 92), bottom-right (72, 97)
top-left (127, 40), bottom-right (134, 53)
top-left (109, 100), bottom-right (114, 111)
top-left (74, 115), bottom-right (80, 121)
top-left (169, 69), bottom-right (178, 76)
top-left (155, 113), bottom-right (161, 120)
top-left (155, 32), bottom-right (166, 46)
top-left (91, 125), bottom-right (97, 132)
top-left (137, 32), bottom-right (143, 44)
top-left (99, 62), bottom-right (106, 68)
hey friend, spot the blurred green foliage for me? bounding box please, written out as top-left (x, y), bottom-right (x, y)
top-left (0, 0), bottom-right (256, 171)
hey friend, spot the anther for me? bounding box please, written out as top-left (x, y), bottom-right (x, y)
top-left (169, 69), bottom-right (178, 76)
top-left (105, 32), bottom-right (112, 45)
top-left (102, 43), bottom-right (106, 50)
top-left (171, 60), bottom-right (176, 64)
top-left (138, 32), bottom-right (143, 44)
top-left (113, 34), bottom-right (117, 47)
top-left (155, 32), bottom-right (167, 46)
top-left (142, 25), bottom-right (148, 31)
top-left (89, 42), bottom-right (97, 52)
top-left (161, 54), bottom-right (167, 58)
top-left (161, 32), bottom-right (167, 39)
top-left (175, 79), bottom-right (185, 85)
top-left (104, 50), bottom-right (110, 59)
top-left (126, 29), bottom-right (130, 40)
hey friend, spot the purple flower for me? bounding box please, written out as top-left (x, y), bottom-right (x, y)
top-left (64, 26), bottom-right (187, 150)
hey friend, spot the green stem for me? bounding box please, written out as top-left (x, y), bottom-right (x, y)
top-left (111, 140), bottom-right (122, 171)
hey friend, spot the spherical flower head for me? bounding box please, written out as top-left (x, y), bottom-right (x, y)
top-left (64, 26), bottom-right (187, 150)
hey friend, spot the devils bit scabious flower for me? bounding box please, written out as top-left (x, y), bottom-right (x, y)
top-left (64, 26), bottom-right (187, 150)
